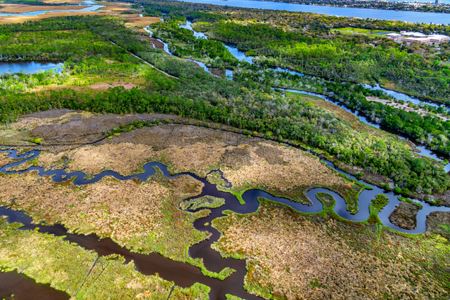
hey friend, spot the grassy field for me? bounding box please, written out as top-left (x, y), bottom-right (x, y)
top-left (0, 219), bottom-right (210, 299)
top-left (332, 27), bottom-right (394, 37)
top-left (0, 172), bottom-right (209, 265)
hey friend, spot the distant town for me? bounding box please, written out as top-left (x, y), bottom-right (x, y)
top-left (260, 0), bottom-right (450, 13)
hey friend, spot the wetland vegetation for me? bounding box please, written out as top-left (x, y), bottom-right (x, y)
top-left (0, 13), bottom-right (449, 198)
top-left (0, 0), bottom-right (449, 299)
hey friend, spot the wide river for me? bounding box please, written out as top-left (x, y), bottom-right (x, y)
top-left (177, 0), bottom-right (450, 24)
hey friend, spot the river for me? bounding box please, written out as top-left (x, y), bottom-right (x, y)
top-left (177, 0), bottom-right (450, 24)
top-left (0, 128), bottom-right (449, 298)
top-left (152, 20), bottom-right (450, 171)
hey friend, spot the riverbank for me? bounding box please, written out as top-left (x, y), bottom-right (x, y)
top-left (177, 0), bottom-right (450, 24)
top-left (257, 0), bottom-right (450, 13)
top-left (0, 112), bottom-right (448, 299)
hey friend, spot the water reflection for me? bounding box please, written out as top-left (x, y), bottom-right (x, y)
top-left (0, 62), bottom-right (63, 75)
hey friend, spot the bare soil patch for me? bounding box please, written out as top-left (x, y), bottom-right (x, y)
top-left (89, 82), bottom-right (136, 90)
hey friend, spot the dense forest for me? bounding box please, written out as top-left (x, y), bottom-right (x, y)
top-left (265, 72), bottom-right (450, 156)
top-left (0, 13), bottom-right (449, 197)
top-left (138, 1), bottom-right (450, 157)
top-left (198, 20), bottom-right (449, 104)
top-left (152, 19), bottom-right (237, 69)
top-left (138, 0), bottom-right (450, 104)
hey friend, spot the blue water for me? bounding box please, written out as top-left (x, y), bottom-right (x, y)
top-left (177, 0), bottom-right (450, 24)
top-left (187, 58), bottom-right (212, 73)
top-left (180, 21), bottom-right (208, 39)
top-left (0, 62), bottom-right (63, 75)
top-left (363, 84), bottom-right (448, 112)
top-left (224, 45), bottom-right (253, 63)
top-left (0, 4), bottom-right (102, 17)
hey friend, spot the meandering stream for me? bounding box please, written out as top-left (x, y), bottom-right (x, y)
top-left (171, 20), bottom-right (450, 171)
top-left (0, 145), bottom-right (448, 298)
top-left (2, 148), bottom-right (447, 234)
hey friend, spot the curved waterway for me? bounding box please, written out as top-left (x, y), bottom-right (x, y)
top-left (362, 84), bottom-right (449, 112)
top-left (277, 88), bottom-right (450, 172)
top-left (156, 20), bottom-right (450, 171)
top-left (0, 147), bottom-right (449, 298)
top-left (177, 0), bottom-right (450, 24)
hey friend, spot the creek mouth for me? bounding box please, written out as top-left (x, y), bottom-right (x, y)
top-left (0, 148), bottom-right (449, 299)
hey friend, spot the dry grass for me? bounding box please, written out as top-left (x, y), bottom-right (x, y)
top-left (107, 124), bottom-right (243, 176)
top-left (0, 11), bottom-right (97, 24)
top-left (41, 0), bottom-right (83, 3)
top-left (89, 82), bottom-right (137, 90)
top-left (0, 1), bottom-right (151, 24)
top-left (21, 111), bottom-right (177, 145)
top-left (0, 173), bottom-right (206, 261)
top-left (124, 16), bottom-right (161, 29)
top-left (27, 120), bottom-right (355, 200)
top-left (39, 143), bottom-right (155, 175)
top-left (221, 141), bottom-right (350, 198)
top-left (112, 124), bottom-right (354, 198)
top-left (0, 4), bottom-right (87, 13)
top-left (213, 203), bottom-right (448, 299)
top-left (10, 111), bottom-right (92, 131)
top-left (0, 152), bottom-right (13, 166)
top-left (0, 127), bottom-right (33, 144)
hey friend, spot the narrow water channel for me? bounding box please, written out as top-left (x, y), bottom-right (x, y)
top-left (276, 87), bottom-right (450, 172)
top-left (148, 19), bottom-right (449, 171)
top-left (0, 146), bottom-right (448, 298)
top-left (0, 271), bottom-right (69, 300)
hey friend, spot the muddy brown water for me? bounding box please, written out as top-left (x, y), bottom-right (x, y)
top-left (0, 148), bottom-right (449, 299)
top-left (0, 271), bottom-right (69, 300)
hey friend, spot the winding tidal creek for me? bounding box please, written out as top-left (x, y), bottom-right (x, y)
top-left (0, 147), bottom-right (449, 299)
